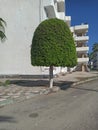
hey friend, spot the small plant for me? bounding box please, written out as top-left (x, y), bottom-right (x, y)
top-left (4, 80), bottom-right (11, 86)
top-left (0, 80), bottom-right (10, 87)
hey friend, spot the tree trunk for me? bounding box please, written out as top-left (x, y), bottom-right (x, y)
top-left (49, 66), bottom-right (53, 89)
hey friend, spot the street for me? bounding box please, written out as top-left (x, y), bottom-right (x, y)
top-left (0, 79), bottom-right (98, 130)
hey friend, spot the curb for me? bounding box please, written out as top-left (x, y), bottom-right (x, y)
top-left (0, 76), bottom-right (98, 107)
top-left (72, 76), bottom-right (98, 87)
top-left (60, 76), bottom-right (98, 90)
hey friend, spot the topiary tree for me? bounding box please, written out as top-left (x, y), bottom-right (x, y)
top-left (0, 18), bottom-right (6, 41)
top-left (31, 18), bottom-right (77, 88)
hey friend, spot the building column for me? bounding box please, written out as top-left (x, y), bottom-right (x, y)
top-left (82, 64), bottom-right (85, 72)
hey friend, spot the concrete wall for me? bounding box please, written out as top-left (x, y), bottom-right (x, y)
top-left (0, 0), bottom-right (67, 75)
top-left (0, 0), bottom-right (54, 75)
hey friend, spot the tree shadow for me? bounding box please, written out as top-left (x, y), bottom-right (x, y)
top-left (10, 79), bottom-right (49, 87)
top-left (0, 116), bottom-right (17, 123)
top-left (9, 78), bottom-right (98, 92)
top-left (9, 79), bottom-right (74, 90)
top-left (58, 81), bottom-right (74, 90)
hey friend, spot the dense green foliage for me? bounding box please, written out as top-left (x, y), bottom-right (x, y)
top-left (89, 43), bottom-right (98, 61)
top-left (0, 18), bottom-right (6, 41)
top-left (31, 18), bottom-right (77, 67)
top-left (92, 43), bottom-right (98, 52)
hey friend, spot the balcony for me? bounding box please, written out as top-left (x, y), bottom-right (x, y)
top-left (74, 24), bottom-right (89, 33)
top-left (74, 36), bottom-right (89, 42)
top-left (78, 57), bottom-right (89, 63)
top-left (44, 5), bottom-right (57, 18)
top-left (70, 27), bottom-right (74, 32)
top-left (58, 12), bottom-right (65, 20)
top-left (76, 46), bottom-right (89, 52)
top-left (65, 16), bottom-right (71, 26)
top-left (57, 0), bottom-right (64, 12)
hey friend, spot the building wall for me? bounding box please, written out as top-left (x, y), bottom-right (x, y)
top-left (0, 0), bottom-right (90, 75)
top-left (70, 24), bottom-right (89, 72)
top-left (0, 0), bottom-right (68, 76)
top-left (0, 0), bottom-right (56, 75)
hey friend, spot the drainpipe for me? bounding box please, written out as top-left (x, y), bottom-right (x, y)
top-left (39, 0), bottom-right (43, 22)
top-left (39, 0), bottom-right (42, 23)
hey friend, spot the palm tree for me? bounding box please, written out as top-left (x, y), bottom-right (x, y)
top-left (0, 18), bottom-right (6, 41)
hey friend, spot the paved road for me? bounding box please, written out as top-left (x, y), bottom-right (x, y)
top-left (0, 79), bottom-right (98, 130)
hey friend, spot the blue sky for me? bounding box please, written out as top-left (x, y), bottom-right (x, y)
top-left (65, 0), bottom-right (98, 53)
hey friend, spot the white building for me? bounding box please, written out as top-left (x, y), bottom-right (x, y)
top-left (0, 0), bottom-right (68, 76)
top-left (70, 23), bottom-right (89, 71)
top-left (0, 0), bottom-right (89, 76)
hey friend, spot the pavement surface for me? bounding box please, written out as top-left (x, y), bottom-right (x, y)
top-left (0, 78), bottom-right (98, 130)
top-left (0, 71), bottom-right (98, 107)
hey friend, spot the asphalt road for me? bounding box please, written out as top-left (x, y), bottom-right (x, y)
top-left (0, 79), bottom-right (98, 130)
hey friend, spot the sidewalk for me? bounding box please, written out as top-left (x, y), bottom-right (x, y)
top-left (0, 71), bottom-right (98, 107)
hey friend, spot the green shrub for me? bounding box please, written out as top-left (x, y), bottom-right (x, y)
top-left (31, 18), bottom-right (77, 88)
top-left (31, 18), bottom-right (77, 67)
top-left (0, 80), bottom-right (10, 87)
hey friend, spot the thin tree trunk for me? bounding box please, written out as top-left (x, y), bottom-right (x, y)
top-left (49, 66), bottom-right (53, 89)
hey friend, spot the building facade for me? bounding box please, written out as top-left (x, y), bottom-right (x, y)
top-left (0, 0), bottom-right (89, 76)
top-left (70, 24), bottom-right (89, 72)
top-left (0, 0), bottom-right (68, 76)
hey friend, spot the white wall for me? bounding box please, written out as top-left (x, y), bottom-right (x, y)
top-left (0, 0), bottom-right (67, 75)
top-left (0, 0), bottom-right (54, 75)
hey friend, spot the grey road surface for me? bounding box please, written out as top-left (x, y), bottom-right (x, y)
top-left (0, 79), bottom-right (98, 130)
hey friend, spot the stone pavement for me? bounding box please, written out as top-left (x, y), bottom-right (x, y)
top-left (0, 71), bottom-right (98, 107)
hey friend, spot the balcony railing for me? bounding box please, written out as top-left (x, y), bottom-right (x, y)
top-left (70, 24), bottom-right (89, 34)
top-left (76, 46), bottom-right (89, 52)
top-left (58, 12), bottom-right (65, 20)
top-left (70, 27), bottom-right (74, 32)
top-left (78, 57), bottom-right (89, 63)
top-left (65, 16), bottom-right (71, 26)
top-left (74, 36), bottom-right (89, 42)
top-left (74, 24), bottom-right (88, 31)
